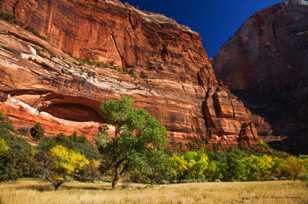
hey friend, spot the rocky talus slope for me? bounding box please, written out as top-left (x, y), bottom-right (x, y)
top-left (214, 0), bottom-right (308, 153)
top-left (0, 0), bottom-right (259, 148)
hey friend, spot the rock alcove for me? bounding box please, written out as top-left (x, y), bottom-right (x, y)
top-left (40, 103), bottom-right (103, 123)
top-left (1, 94), bottom-right (105, 138)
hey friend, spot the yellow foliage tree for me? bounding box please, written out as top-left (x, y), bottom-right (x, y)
top-left (281, 156), bottom-right (306, 180)
top-left (45, 145), bottom-right (89, 190)
top-left (171, 151), bottom-right (208, 180)
top-left (242, 155), bottom-right (274, 180)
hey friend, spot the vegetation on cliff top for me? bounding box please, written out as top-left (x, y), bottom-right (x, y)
top-left (0, 11), bottom-right (46, 40)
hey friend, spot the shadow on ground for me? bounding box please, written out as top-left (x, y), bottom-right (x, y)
top-left (6, 182), bottom-right (149, 192)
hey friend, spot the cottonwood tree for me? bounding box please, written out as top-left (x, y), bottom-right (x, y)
top-left (38, 145), bottom-right (89, 190)
top-left (97, 96), bottom-right (167, 189)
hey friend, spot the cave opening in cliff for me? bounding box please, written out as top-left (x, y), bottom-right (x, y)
top-left (40, 103), bottom-right (103, 123)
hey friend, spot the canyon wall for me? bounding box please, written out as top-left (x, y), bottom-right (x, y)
top-left (0, 0), bottom-right (259, 147)
top-left (214, 1), bottom-right (308, 153)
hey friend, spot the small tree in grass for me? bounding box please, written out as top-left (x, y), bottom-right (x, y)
top-left (39, 145), bottom-right (89, 190)
top-left (97, 96), bottom-right (167, 189)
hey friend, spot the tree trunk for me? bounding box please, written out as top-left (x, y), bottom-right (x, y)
top-left (53, 181), bottom-right (63, 191)
top-left (112, 168), bottom-right (119, 190)
top-left (111, 157), bottom-right (127, 189)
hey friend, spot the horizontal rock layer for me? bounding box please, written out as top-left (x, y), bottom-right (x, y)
top-left (0, 0), bottom-right (259, 147)
top-left (214, 2), bottom-right (308, 153)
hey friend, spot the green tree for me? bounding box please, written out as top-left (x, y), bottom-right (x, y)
top-left (97, 96), bottom-right (167, 189)
top-left (30, 123), bottom-right (45, 141)
top-left (206, 151), bottom-right (229, 181)
top-left (205, 160), bottom-right (225, 181)
top-left (128, 150), bottom-right (174, 184)
top-left (39, 145), bottom-right (89, 190)
top-left (0, 112), bottom-right (40, 181)
top-left (0, 137), bottom-right (40, 181)
top-left (224, 150), bottom-right (248, 181)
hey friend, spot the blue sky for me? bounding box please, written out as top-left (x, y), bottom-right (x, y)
top-left (124, 0), bottom-right (284, 57)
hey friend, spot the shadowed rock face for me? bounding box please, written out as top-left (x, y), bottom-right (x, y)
top-left (0, 0), bottom-right (259, 148)
top-left (214, 2), bottom-right (308, 153)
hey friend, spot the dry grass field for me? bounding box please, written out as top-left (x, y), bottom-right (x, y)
top-left (0, 180), bottom-right (307, 204)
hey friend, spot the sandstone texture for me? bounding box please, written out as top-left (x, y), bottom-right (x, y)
top-left (214, 1), bottom-right (308, 153)
top-left (0, 0), bottom-right (259, 147)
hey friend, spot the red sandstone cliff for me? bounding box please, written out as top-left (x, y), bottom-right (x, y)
top-left (214, 1), bottom-right (308, 153)
top-left (0, 0), bottom-right (259, 148)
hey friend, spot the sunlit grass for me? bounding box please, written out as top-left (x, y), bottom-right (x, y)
top-left (0, 180), bottom-right (307, 204)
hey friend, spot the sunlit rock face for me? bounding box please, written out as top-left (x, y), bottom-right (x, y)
top-left (0, 0), bottom-right (259, 148)
top-left (214, 2), bottom-right (308, 153)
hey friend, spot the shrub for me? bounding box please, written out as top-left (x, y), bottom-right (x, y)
top-left (257, 140), bottom-right (270, 149)
top-left (140, 71), bottom-right (148, 79)
top-left (23, 26), bottom-right (47, 40)
top-left (0, 13), bottom-right (16, 24)
top-left (79, 59), bottom-right (119, 70)
top-left (80, 58), bottom-right (97, 66)
top-left (128, 70), bottom-right (137, 79)
top-left (38, 137), bottom-right (57, 152)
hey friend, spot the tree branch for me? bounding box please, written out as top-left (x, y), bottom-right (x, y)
top-left (120, 161), bottom-right (129, 176)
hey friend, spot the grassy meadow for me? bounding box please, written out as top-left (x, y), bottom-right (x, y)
top-left (0, 180), bottom-right (307, 204)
